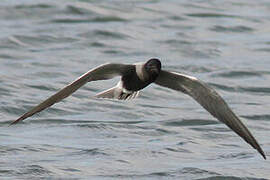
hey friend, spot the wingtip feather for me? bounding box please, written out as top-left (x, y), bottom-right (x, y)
top-left (257, 146), bottom-right (266, 159)
top-left (9, 117), bottom-right (23, 126)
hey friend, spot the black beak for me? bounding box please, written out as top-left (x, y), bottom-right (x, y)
top-left (149, 66), bottom-right (160, 74)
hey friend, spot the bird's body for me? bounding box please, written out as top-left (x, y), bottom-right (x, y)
top-left (95, 59), bottom-right (161, 100)
top-left (122, 65), bottom-right (148, 91)
top-left (10, 58), bottom-right (266, 159)
top-left (122, 69), bottom-right (147, 91)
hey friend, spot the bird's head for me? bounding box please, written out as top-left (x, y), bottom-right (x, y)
top-left (145, 58), bottom-right (161, 79)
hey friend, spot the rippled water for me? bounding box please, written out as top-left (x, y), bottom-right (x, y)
top-left (1, 0), bottom-right (270, 179)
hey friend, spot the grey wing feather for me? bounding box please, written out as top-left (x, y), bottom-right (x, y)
top-left (155, 70), bottom-right (266, 159)
top-left (10, 63), bottom-right (130, 125)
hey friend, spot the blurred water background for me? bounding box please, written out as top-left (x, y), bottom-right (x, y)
top-left (0, 0), bottom-right (270, 179)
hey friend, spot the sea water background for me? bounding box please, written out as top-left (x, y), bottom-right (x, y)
top-left (0, 0), bottom-right (270, 179)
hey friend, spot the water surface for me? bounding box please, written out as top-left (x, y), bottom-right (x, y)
top-left (1, 0), bottom-right (270, 179)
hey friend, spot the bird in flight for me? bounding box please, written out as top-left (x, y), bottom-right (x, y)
top-left (10, 58), bottom-right (266, 159)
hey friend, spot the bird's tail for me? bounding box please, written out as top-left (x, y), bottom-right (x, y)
top-left (95, 86), bottom-right (139, 100)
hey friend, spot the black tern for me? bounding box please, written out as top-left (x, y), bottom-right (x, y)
top-left (10, 58), bottom-right (266, 159)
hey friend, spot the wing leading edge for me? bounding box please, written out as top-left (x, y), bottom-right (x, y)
top-left (155, 70), bottom-right (266, 159)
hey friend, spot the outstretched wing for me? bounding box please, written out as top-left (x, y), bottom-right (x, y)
top-left (10, 63), bottom-right (131, 125)
top-left (155, 70), bottom-right (266, 159)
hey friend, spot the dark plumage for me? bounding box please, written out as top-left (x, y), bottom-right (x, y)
top-left (122, 58), bottom-right (161, 91)
top-left (10, 58), bottom-right (266, 159)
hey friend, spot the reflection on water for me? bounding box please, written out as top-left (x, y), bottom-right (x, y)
top-left (0, 0), bottom-right (270, 179)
